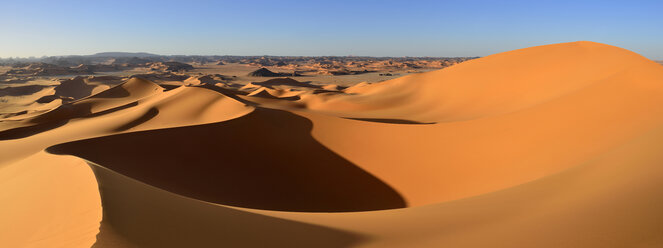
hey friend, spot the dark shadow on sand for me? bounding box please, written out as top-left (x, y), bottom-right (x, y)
top-left (113, 108), bottom-right (159, 131)
top-left (87, 165), bottom-right (366, 248)
top-left (48, 108), bottom-right (406, 212)
top-left (0, 101), bottom-right (140, 140)
top-left (0, 120), bottom-right (69, 140)
top-left (346, 117), bottom-right (436, 125)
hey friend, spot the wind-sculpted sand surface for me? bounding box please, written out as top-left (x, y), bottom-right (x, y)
top-left (2, 41), bottom-right (663, 247)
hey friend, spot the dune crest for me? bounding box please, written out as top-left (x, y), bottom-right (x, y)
top-left (305, 41), bottom-right (662, 122)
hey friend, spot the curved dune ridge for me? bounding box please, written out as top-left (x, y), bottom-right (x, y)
top-left (306, 41), bottom-right (662, 122)
top-left (2, 41), bottom-right (663, 247)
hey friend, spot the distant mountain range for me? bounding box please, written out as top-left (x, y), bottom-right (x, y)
top-left (89, 52), bottom-right (160, 57)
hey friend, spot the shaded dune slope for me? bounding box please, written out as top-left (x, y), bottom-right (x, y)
top-left (48, 108), bottom-right (406, 212)
top-left (88, 165), bottom-right (365, 248)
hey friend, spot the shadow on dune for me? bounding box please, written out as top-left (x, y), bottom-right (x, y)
top-left (48, 108), bottom-right (406, 212)
top-left (0, 84), bottom-right (49, 97)
top-left (0, 78), bottom-right (30, 84)
top-left (113, 107), bottom-right (158, 132)
top-left (313, 89), bottom-right (343, 94)
top-left (0, 102), bottom-right (94, 140)
top-left (0, 100), bottom-right (143, 140)
top-left (157, 84), bottom-right (180, 91)
top-left (88, 84), bottom-right (130, 98)
top-left (88, 165), bottom-right (366, 248)
top-left (0, 101), bottom-right (142, 140)
top-left (194, 84), bottom-right (254, 105)
top-left (346, 117), bottom-right (436, 125)
top-left (0, 120), bottom-right (69, 140)
top-left (253, 78), bottom-right (320, 89)
top-left (84, 101), bottom-right (139, 118)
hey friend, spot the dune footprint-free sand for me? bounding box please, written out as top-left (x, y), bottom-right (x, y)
top-left (2, 41), bottom-right (663, 247)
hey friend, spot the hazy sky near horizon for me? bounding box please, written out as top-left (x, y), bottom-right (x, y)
top-left (1, 0), bottom-right (662, 59)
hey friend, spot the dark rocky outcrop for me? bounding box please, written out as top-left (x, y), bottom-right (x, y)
top-left (149, 62), bottom-right (194, 72)
top-left (248, 68), bottom-right (299, 77)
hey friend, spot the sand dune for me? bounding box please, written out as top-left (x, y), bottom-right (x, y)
top-left (247, 87), bottom-right (302, 101)
top-left (48, 108), bottom-right (405, 212)
top-left (296, 41), bottom-right (663, 207)
top-left (54, 77), bottom-right (100, 100)
top-left (2, 41), bottom-right (663, 247)
top-left (0, 86), bottom-right (56, 116)
top-left (304, 41), bottom-right (662, 122)
top-left (0, 152), bottom-right (101, 247)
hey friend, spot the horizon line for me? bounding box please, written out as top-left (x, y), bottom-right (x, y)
top-left (0, 53), bottom-right (482, 60)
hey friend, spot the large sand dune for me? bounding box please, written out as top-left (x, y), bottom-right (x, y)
top-left (2, 41), bottom-right (663, 247)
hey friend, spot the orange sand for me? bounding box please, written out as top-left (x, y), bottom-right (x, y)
top-left (2, 41), bottom-right (663, 247)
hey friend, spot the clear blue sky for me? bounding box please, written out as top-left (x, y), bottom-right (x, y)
top-left (1, 0), bottom-right (661, 59)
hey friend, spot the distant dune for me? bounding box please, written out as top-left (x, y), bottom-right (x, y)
top-left (2, 41), bottom-right (663, 247)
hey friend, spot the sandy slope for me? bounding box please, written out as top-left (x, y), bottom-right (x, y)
top-left (2, 41), bottom-right (663, 247)
top-left (0, 152), bottom-right (101, 248)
